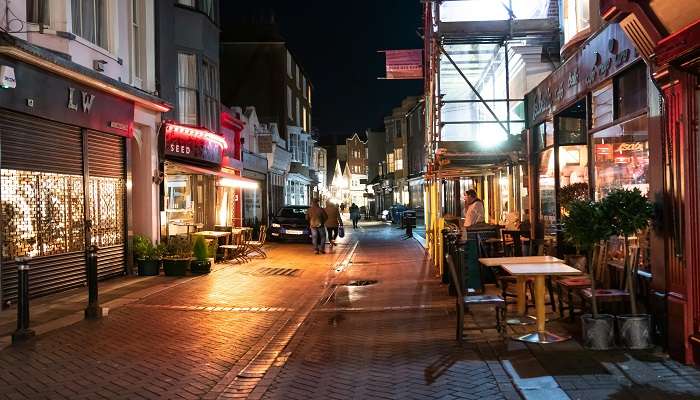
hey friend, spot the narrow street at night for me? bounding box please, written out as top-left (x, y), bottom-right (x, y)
top-left (1, 1), bottom-right (700, 399)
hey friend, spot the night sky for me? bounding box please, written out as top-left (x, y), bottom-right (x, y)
top-left (221, 1), bottom-right (423, 143)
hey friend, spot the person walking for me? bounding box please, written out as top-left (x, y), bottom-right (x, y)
top-left (324, 200), bottom-right (343, 247)
top-left (349, 203), bottom-right (361, 229)
top-left (306, 199), bottom-right (327, 254)
top-left (463, 189), bottom-right (485, 228)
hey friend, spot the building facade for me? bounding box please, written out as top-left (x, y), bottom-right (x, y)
top-left (600, 0), bottom-right (700, 365)
top-left (0, 0), bottom-right (168, 304)
top-left (345, 133), bottom-right (368, 208)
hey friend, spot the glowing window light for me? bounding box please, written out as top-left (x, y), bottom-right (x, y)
top-left (217, 178), bottom-right (259, 190)
top-left (165, 123), bottom-right (228, 150)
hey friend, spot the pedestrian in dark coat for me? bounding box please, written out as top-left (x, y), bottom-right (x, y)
top-left (349, 203), bottom-right (361, 229)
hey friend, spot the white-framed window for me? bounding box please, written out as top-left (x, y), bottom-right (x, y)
top-left (289, 133), bottom-right (300, 162)
top-left (130, 0), bottom-right (145, 88)
top-left (302, 77), bottom-right (307, 98)
top-left (395, 147), bottom-right (404, 171)
top-left (296, 66), bottom-right (301, 89)
top-left (296, 97), bottom-right (300, 125)
top-left (287, 50), bottom-right (293, 77)
top-left (72, 0), bottom-right (107, 48)
top-left (302, 107), bottom-right (307, 131)
top-left (387, 153), bottom-right (395, 173)
top-left (563, 0), bottom-right (590, 44)
top-left (202, 58), bottom-right (219, 131)
top-left (287, 87), bottom-right (293, 120)
top-left (177, 53), bottom-right (198, 125)
top-left (27, 0), bottom-right (49, 25)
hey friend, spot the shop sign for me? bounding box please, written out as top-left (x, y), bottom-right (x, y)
top-left (164, 123), bottom-right (224, 165)
top-left (258, 134), bottom-right (273, 153)
top-left (527, 24), bottom-right (640, 126)
top-left (0, 55), bottom-right (134, 137)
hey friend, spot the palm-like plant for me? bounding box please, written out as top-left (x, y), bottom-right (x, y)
top-left (562, 199), bottom-right (611, 317)
top-left (600, 188), bottom-right (653, 314)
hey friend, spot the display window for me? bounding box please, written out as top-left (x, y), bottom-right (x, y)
top-left (538, 149), bottom-right (557, 237)
top-left (592, 115), bottom-right (649, 200)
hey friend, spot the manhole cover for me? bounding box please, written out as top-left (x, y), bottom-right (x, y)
top-left (254, 267), bottom-right (302, 277)
top-left (344, 280), bottom-right (378, 286)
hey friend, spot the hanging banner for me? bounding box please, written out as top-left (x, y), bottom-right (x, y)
top-left (383, 49), bottom-right (423, 80)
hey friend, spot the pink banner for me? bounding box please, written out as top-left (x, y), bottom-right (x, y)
top-left (385, 49), bottom-right (423, 80)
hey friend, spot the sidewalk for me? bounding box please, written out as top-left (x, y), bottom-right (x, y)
top-left (257, 224), bottom-right (700, 400)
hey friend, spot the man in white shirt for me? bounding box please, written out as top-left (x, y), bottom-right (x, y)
top-left (463, 189), bottom-right (485, 228)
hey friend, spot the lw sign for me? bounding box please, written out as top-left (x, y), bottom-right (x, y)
top-left (67, 87), bottom-right (95, 113)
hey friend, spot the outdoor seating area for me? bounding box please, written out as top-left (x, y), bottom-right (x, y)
top-left (442, 221), bottom-right (658, 350)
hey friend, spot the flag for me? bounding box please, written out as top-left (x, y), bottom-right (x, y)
top-left (384, 49), bottom-right (423, 80)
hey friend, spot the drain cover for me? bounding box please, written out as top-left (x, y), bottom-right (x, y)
top-left (344, 280), bottom-right (378, 286)
top-left (255, 267), bottom-right (302, 277)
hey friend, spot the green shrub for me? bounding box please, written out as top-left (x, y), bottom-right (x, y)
top-left (165, 235), bottom-right (192, 259)
top-left (192, 236), bottom-right (209, 261)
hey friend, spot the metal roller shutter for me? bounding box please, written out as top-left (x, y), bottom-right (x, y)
top-left (87, 130), bottom-right (127, 280)
top-left (0, 110), bottom-right (86, 305)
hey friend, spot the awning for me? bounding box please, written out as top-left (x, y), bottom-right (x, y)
top-left (165, 161), bottom-right (259, 189)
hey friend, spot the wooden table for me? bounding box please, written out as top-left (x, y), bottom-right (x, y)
top-left (479, 256), bottom-right (563, 325)
top-left (501, 262), bottom-right (582, 343)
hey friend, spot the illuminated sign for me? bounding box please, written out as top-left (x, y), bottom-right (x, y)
top-left (163, 122), bottom-right (224, 165)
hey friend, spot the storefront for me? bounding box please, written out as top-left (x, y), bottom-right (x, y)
top-left (526, 23), bottom-right (650, 260)
top-left (0, 39), bottom-right (169, 305)
top-left (601, 0), bottom-right (700, 364)
top-left (242, 152), bottom-right (268, 228)
top-left (161, 122), bottom-right (256, 237)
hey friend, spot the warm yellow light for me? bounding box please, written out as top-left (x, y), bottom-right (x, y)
top-left (217, 178), bottom-right (259, 189)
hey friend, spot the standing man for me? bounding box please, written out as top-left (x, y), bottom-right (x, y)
top-left (324, 200), bottom-right (343, 247)
top-left (463, 189), bottom-right (485, 228)
top-left (306, 199), bottom-right (328, 254)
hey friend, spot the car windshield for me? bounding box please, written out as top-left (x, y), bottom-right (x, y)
top-left (278, 208), bottom-right (307, 218)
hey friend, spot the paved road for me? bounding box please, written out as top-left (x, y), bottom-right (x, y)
top-left (1, 223), bottom-right (700, 400)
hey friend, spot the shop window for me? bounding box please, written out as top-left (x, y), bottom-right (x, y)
top-left (534, 120), bottom-right (554, 150)
top-left (1, 170), bottom-right (85, 259)
top-left (202, 59), bottom-right (219, 131)
top-left (592, 115), bottom-right (649, 201)
top-left (72, 0), bottom-right (107, 49)
top-left (538, 149), bottom-right (557, 237)
top-left (615, 62), bottom-right (647, 119)
top-left (592, 83), bottom-right (614, 128)
top-left (563, 0), bottom-right (590, 45)
top-left (558, 117), bottom-right (586, 145)
top-left (177, 53), bottom-right (198, 125)
top-left (89, 176), bottom-right (126, 248)
top-left (27, 0), bottom-right (49, 25)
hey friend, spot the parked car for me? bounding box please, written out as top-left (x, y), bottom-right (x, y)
top-left (270, 206), bottom-right (311, 242)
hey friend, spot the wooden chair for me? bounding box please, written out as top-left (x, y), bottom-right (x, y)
top-left (220, 230), bottom-right (249, 263)
top-left (556, 241), bottom-right (606, 321)
top-left (579, 245), bottom-right (640, 315)
top-left (445, 252), bottom-right (506, 342)
top-left (245, 225), bottom-right (267, 258)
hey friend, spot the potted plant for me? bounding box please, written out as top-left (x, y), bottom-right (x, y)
top-left (560, 183), bottom-right (590, 269)
top-left (133, 235), bottom-right (165, 276)
top-left (162, 235), bottom-right (192, 276)
top-left (562, 199), bottom-right (614, 350)
top-left (191, 236), bottom-right (212, 274)
top-left (600, 188), bottom-right (654, 349)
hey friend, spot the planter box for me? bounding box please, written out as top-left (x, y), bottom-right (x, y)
top-left (618, 314), bottom-right (653, 349)
top-left (163, 259), bottom-right (190, 276)
top-left (581, 314), bottom-right (616, 350)
top-left (137, 259), bottom-right (160, 276)
top-left (191, 260), bottom-right (211, 274)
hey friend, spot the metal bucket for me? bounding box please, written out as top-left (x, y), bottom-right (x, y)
top-left (581, 314), bottom-right (615, 350)
top-left (617, 314), bottom-right (653, 350)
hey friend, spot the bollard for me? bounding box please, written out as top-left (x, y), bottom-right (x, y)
top-left (84, 245), bottom-right (103, 320)
top-left (12, 257), bottom-right (35, 343)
